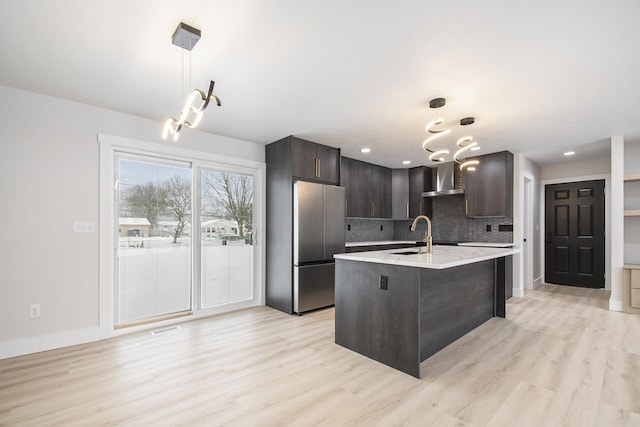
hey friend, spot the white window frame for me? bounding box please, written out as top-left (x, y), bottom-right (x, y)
top-left (99, 134), bottom-right (266, 336)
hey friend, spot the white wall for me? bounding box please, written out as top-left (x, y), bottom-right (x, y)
top-left (0, 85), bottom-right (265, 358)
top-left (517, 155), bottom-right (542, 287)
top-left (513, 155), bottom-right (542, 297)
top-left (541, 157), bottom-right (610, 180)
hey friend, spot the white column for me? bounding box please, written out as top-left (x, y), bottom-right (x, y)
top-left (610, 136), bottom-right (624, 311)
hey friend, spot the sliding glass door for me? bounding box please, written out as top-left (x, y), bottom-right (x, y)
top-left (116, 157), bottom-right (192, 326)
top-left (200, 169), bottom-right (254, 307)
top-left (112, 150), bottom-right (259, 328)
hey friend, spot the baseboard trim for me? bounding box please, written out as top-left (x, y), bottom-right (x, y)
top-left (512, 287), bottom-right (524, 298)
top-left (533, 277), bottom-right (543, 289)
top-left (0, 327), bottom-right (108, 360)
top-left (609, 299), bottom-right (623, 312)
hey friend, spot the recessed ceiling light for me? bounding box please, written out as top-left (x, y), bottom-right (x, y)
top-left (402, 160), bottom-right (411, 165)
top-left (564, 151), bottom-right (575, 156)
top-left (361, 148), bottom-right (371, 153)
top-left (470, 146), bottom-right (480, 151)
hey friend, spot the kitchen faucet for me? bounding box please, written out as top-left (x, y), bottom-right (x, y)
top-left (410, 215), bottom-right (433, 254)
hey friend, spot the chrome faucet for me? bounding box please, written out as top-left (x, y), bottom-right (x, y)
top-left (410, 215), bottom-right (433, 254)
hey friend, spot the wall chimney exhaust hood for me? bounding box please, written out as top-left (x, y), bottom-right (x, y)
top-left (422, 162), bottom-right (464, 197)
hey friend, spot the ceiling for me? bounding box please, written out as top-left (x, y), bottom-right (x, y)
top-left (1, 0), bottom-right (639, 168)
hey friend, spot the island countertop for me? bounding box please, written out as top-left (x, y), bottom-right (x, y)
top-left (335, 245), bottom-right (519, 270)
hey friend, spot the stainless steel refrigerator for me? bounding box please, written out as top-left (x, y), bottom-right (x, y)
top-left (293, 181), bottom-right (345, 314)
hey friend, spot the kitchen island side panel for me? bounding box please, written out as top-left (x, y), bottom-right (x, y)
top-left (335, 259), bottom-right (421, 378)
top-left (418, 260), bottom-right (495, 361)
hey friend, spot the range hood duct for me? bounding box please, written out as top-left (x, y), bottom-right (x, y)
top-left (422, 162), bottom-right (464, 197)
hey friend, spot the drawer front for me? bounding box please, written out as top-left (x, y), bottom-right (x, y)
top-left (631, 270), bottom-right (640, 289)
top-left (631, 289), bottom-right (640, 309)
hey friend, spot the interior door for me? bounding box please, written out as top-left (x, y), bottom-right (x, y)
top-left (545, 180), bottom-right (605, 288)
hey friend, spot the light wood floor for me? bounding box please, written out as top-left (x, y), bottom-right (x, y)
top-left (1, 284), bottom-right (639, 426)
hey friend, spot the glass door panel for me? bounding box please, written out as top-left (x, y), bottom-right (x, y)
top-left (200, 170), bottom-right (254, 307)
top-left (116, 157), bottom-right (192, 325)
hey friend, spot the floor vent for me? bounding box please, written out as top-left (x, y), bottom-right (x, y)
top-left (150, 325), bottom-right (181, 335)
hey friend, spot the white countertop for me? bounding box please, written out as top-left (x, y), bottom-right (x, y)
top-left (335, 245), bottom-right (519, 269)
top-left (458, 242), bottom-right (514, 248)
top-left (346, 241), bottom-right (514, 248)
top-left (345, 241), bottom-right (415, 247)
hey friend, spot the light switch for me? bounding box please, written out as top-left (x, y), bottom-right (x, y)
top-left (73, 220), bottom-right (95, 233)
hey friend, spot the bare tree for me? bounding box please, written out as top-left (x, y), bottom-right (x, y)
top-left (123, 181), bottom-right (166, 230)
top-left (204, 172), bottom-right (253, 243)
top-left (164, 175), bottom-right (191, 243)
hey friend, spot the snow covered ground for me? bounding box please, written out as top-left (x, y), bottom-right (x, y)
top-left (117, 237), bottom-right (253, 322)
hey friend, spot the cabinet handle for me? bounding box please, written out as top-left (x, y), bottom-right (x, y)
top-left (419, 202), bottom-right (422, 215)
top-left (371, 202), bottom-right (375, 217)
top-left (465, 199), bottom-right (468, 216)
top-left (406, 203), bottom-right (409, 218)
top-left (315, 158), bottom-right (320, 178)
top-left (345, 199), bottom-right (348, 216)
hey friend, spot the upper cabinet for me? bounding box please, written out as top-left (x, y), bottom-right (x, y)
top-left (408, 166), bottom-right (433, 218)
top-left (391, 169), bottom-right (410, 219)
top-left (341, 157), bottom-right (391, 218)
top-left (465, 151), bottom-right (514, 218)
top-left (391, 167), bottom-right (433, 219)
top-left (289, 136), bottom-right (340, 184)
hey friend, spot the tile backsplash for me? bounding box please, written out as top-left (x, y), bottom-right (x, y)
top-left (345, 218), bottom-right (394, 242)
top-left (347, 194), bottom-right (513, 244)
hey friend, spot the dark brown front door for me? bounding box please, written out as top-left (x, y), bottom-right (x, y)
top-left (545, 180), bottom-right (605, 288)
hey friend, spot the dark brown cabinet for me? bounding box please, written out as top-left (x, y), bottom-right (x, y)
top-left (408, 166), bottom-right (433, 218)
top-left (391, 169), bottom-right (410, 219)
top-left (265, 136), bottom-right (341, 314)
top-left (341, 157), bottom-right (391, 218)
top-left (290, 136), bottom-right (340, 184)
top-left (391, 167), bottom-right (432, 219)
top-left (464, 151), bottom-right (513, 218)
top-left (370, 164), bottom-right (391, 218)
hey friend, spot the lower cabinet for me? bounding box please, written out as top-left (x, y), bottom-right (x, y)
top-left (623, 265), bottom-right (640, 314)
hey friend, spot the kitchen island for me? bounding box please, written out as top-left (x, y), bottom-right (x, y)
top-left (334, 245), bottom-right (519, 378)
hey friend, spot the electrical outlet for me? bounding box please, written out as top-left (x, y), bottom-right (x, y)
top-left (29, 304), bottom-right (41, 319)
top-left (379, 275), bottom-right (388, 290)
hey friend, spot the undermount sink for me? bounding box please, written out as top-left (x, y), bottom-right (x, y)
top-left (393, 250), bottom-right (421, 255)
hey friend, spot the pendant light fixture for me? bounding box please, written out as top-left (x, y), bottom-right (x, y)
top-left (162, 22), bottom-right (221, 142)
top-left (422, 98), bottom-right (480, 171)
